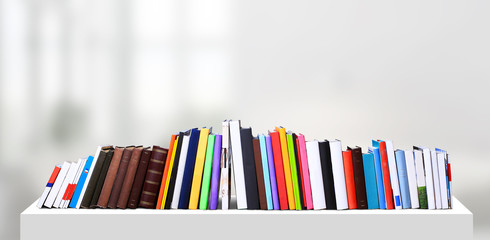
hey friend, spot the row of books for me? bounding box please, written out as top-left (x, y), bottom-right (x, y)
top-left (37, 120), bottom-right (452, 210)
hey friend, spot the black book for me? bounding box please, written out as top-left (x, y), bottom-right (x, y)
top-left (80, 146), bottom-right (113, 208)
top-left (240, 127), bottom-right (260, 209)
top-left (89, 149), bottom-right (115, 208)
top-left (164, 131), bottom-right (186, 209)
top-left (292, 133), bottom-right (305, 209)
top-left (348, 146), bottom-right (368, 209)
top-left (319, 141), bottom-right (337, 209)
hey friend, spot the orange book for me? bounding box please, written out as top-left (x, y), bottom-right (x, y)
top-left (343, 149), bottom-right (357, 209)
top-left (155, 134), bottom-right (177, 209)
top-left (275, 127), bottom-right (295, 210)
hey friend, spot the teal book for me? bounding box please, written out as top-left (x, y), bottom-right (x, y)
top-left (362, 153), bottom-right (379, 209)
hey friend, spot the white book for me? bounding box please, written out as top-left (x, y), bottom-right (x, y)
top-left (437, 152), bottom-right (449, 209)
top-left (413, 150), bottom-right (427, 207)
top-left (219, 120), bottom-right (231, 210)
top-left (63, 158), bottom-right (86, 208)
top-left (37, 164), bottom-right (63, 208)
top-left (415, 147), bottom-right (436, 209)
top-left (447, 154), bottom-right (453, 208)
top-left (75, 145), bottom-right (112, 209)
top-left (430, 150), bottom-right (442, 209)
top-left (54, 161), bottom-right (80, 208)
top-left (404, 150), bottom-right (419, 208)
top-left (306, 140), bottom-right (326, 209)
top-left (44, 162), bottom-right (71, 208)
top-left (171, 133), bottom-right (190, 209)
top-left (328, 140), bottom-right (348, 210)
top-left (229, 120), bottom-right (247, 209)
top-left (385, 140), bottom-right (402, 210)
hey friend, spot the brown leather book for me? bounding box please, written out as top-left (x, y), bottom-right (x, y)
top-left (117, 146), bottom-right (144, 209)
top-left (96, 147), bottom-right (124, 208)
top-left (127, 147), bottom-right (152, 209)
top-left (90, 148), bottom-right (114, 208)
top-left (107, 146), bottom-right (135, 208)
top-left (138, 146), bottom-right (168, 209)
top-left (348, 146), bottom-right (368, 209)
top-left (252, 137), bottom-right (267, 210)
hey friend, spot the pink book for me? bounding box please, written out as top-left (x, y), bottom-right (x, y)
top-left (297, 134), bottom-right (313, 210)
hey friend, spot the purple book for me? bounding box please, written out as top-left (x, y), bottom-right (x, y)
top-left (209, 134), bottom-right (222, 210)
top-left (266, 135), bottom-right (280, 210)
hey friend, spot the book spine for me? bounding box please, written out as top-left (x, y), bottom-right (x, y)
top-left (405, 150), bottom-right (420, 208)
top-left (259, 135), bottom-right (273, 210)
top-left (374, 141), bottom-right (394, 209)
top-left (90, 149), bottom-right (114, 208)
top-left (413, 149), bottom-right (427, 209)
top-left (138, 146), bottom-right (168, 209)
top-left (199, 134), bottom-right (216, 210)
top-left (362, 153), bottom-right (379, 209)
top-left (385, 141), bottom-right (402, 209)
top-left (395, 150), bottom-right (411, 208)
top-left (160, 136), bottom-right (180, 209)
top-left (329, 140), bottom-right (348, 210)
top-left (69, 157), bottom-right (94, 208)
top-left (306, 141), bottom-right (326, 210)
top-left (265, 135), bottom-right (280, 210)
top-left (276, 127), bottom-right (295, 210)
top-left (127, 148), bottom-right (151, 209)
top-left (252, 137), bottom-right (267, 210)
top-left (342, 150), bottom-right (357, 209)
top-left (165, 132), bottom-right (185, 209)
top-left (369, 147), bottom-right (386, 209)
top-left (209, 134), bottom-right (222, 210)
top-left (297, 134), bottom-right (313, 210)
top-left (291, 134), bottom-right (304, 209)
top-left (270, 131), bottom-right (288, 210)
top-left (107, 146), bottom-right (135, 208)
top-left (178, 129), bottom-right (200, 209)
top-left (350, 147), bottom-right (368, 209)
top-left (286, 133), bottom-right (302, 210)
top-left (37, 165), bottom-right (61, 208)
top-left (80, 148), bottom-right (110, 208)
top-left (437, 152), bottom-right (449, 209)
top-left (240, 127), bottom-right (260, 209)
top-left (156, 135), bottom-right (177, 209)
top-left (189, 128), bottom-right (210, 209)
top-left (117, 146), bottom-right (144, 209)
top-left (431, 150), bottom-right (442, 209)
top-left (229, 120), bottom-right (247, 209)
top-left (171, 133), bottom-right (191, 209)
top-left (319, 141), bottom-right (337, 210)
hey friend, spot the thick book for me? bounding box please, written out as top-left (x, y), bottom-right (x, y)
top-left (138, 146), bottom-right (168, 208)
top-left (96, 146), bottom-right (124, 208)
top-left (269, 130), bottom-right (288, 210)
top-left (275, 127), bottom-right (295, 210)
top-left (44, 162), bottom-right (71, 208)
top-left (395, 150), bottom-right (411, 209)
top-left (117, 146), bottom-right (144, 209)
top-left (80, 146), bottom-right (113, 208)
top-left (372, 140), bottom-right (394, 209)
top-left (209, 134), bottom-right (222, 210)
top-left (252, 137), bottom-right (267, 210)
top-left (413, 149), bottom-right (428, 209)
top-left (240, 127), bottom-right (260, 210)
top-left (404, 150), bottom-right (420, 208)
top-left (297, 134), bottom-right (313, 210)
top-left (328, 140), bottom-right (348, 210)
top-left (430, 150), bottom-right (442, 209)
top-left (362, 153), bottom-right (379, 209)
top-left (287, 133), bottom-right (302, 210)
top-left (318, 141), bottom-right (336, 210)
top-left (37, 165), bottom-right (62, 208)
top-left (342, 149), bottom-right (357, 209)
top-left (348, 146), bottom-right (367, 209)
top-left (199, 134), bottom-right (216, 210)
top-left (165, 131), bottom-right (187, 209)
top-left (171, 131), bottom-right (191, 209)
top-left (259, 134), bottom-right (273, 210)
top-left (90, 149), bottom-right (114, 208)
top-left (385, 140), bottom-right (402, 209)
top-left (189, 128), bottom-right (210, 209)
top-left (156, 135), bottom-right (177, 209)
top-left (368, 147), bottom-right (386, 209)
top-left (306, 140), bottom-right (326, 210)
top-left (229, 120), bottom-right (247, 209)
top-left (178, 128), bottom-right (200, 209)
top-left (414, 146), bottom-right (436, 209)
top-left (108, 146), bottom-right (135, 208)
top-left (127, 147), bottom-right (151, 209)
top-left (265, 135), bottom-right (280, 210)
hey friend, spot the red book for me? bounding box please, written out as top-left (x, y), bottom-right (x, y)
top-left (342, 150), bottom-right (357, 209)
top-left (378, 141), bottom-right (394, 209)
top-left (269, 131), bottom-right (289, 210)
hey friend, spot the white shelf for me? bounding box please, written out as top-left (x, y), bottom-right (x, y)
top-left (21, 197), bottom-right (472, 240)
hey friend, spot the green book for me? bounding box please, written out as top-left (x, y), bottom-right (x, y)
top-left (418, 186), bottom-right (428, 209)
top-left (286, 133), bottom-right (302, 210)
top-left (199, 134), bottom-right (215, 210)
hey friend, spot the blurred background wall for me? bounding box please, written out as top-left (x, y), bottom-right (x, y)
top-left (1, 0), bottom-right (489, 239)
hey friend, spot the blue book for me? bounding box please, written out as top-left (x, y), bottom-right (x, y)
top-left (259, 134), bottom-right (273, 210)
top-left (362, 153), bottom-right (379, 209)
top-left (265, 135), bottom-right (280, 210)
top-left (69, 156), bottom-right (94, 208)
top-left (369, 147), bottom-right (386, 209)
top-left (178, 128), bottom-right (200, 209)
top-left (395, 150), bottom-right (411, 208)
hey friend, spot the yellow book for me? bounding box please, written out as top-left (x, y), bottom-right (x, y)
top-left (160, 136), bottom-right (179, 209)
top-left (188, 128), bottom-right (210, 209)
top-left (275, 127), bottom-right (296, 210)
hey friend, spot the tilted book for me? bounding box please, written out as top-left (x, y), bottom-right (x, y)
top-left (328, 140), bottom-right (348, 210)
top-left (306, 140), bottom-right (326, 210)
top-left (404, 150), bottom-right (420, 208)
top-left (318, 140), bottom-right (336, 210)
top-left (362, 153), bottom-right (379, 209)
top-left (189, 128), bottom-right (210, 209)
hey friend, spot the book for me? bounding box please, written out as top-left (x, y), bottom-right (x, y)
top-left (259, 135), bottom-right (273, 210)
top-left (328, 140), bottom-right (348, 210)
top-left (342, 149), bottom-right (357, 209)
top-left (54, 160), bottom-right (81, 208)
top-left (306, 140), bottom-right (326, 210)
top-left (127, 147), bottom-right (151, 209)
top-left (199, 134), bottom-right (216, 210)
top-left (178, 128), bottom-right (200, 209)
top-left (413, 149), bottom-right (428, 209)
top-left (90, 149), bottom-right (114, 208)
top-left (296, 134), bottom-right (313, 210)
top-left (171, 131), bottom-right (191, 209)
top-left (385, 140), bottom-right (402, 209)
top-left (44, 162), bottom-right (71, 208)
top-left (240, 127), bottom-right (260, 210)
top-left (414, 146), bottom-right (436, 209)
top-left (80, 146), bottom-right (113, 208)
top-left (348, 146), bottom-right (367, 209)
top-left (295, 136), bottom-right (306, 209)
top-left (164, 132), bottom-right (185, 209)
top-left (372, 140), bottom-right (394, 209)
top-left (265, 135), bottom-right (280, 210)
top-left (362, 153), bottom-right (379, 209)
top-left (318, 140), bottom-right (336, 210)
top-left (436, 150), bottom-right (449, 209)
top-left (219, 121), bottom-right (231, 210)
top-left (64, 158), bottom-right (86, 208)
top-left (394, 150), bottom-right (411, 209)
top-left (37, 165), bottom-right (62, 208)
top-left (117, 146), bottom-right (144, 209)
top-left (404, 150), bottom-right (420, 208)
top-left (269, 130), bottom-right (288, 210)
top-left (252, 136), bottom-right (267, 210)
top-left (209, 134), bottom-right (222, 210)
top-left (108, 146), bottom-right (135, 208)
top-left (229, 120), bottom-right (247, 209)
top-left (368, 147), bottom-right (386, 209)
top-left (138, 146), bottom-right (168, 209)
top-left (156, 135), bottom-right (177, 209)
top-left (288, 133), bottom-right (303, 210)
top-left (430, 150), bottom-right (442, 209)
top-left (189, 128), bottom-right (210, 209)
top-left (96, 146), bottom-right (124, 208)
top-left (275, 127), bottom-right (295, 210)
